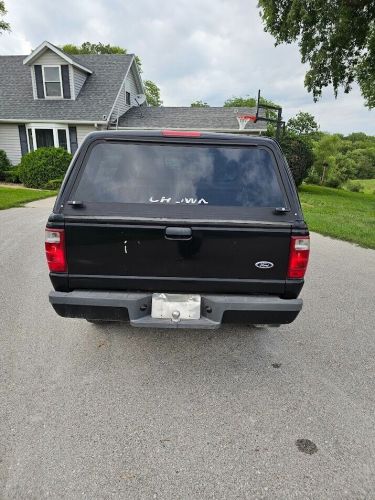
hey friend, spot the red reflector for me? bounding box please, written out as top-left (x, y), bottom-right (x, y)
top-left (162, 130), bottom-right (201, 137)
top-left (45, 228), bottom-right (67, 273)
top-left (287, 236), bottom-right (310, 279)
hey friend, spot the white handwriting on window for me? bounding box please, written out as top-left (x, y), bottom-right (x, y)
top-left (149, 196), bottom-right (208, 204)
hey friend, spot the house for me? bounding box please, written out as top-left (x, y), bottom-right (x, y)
top-left (0, 41), bottom-right (266, 165)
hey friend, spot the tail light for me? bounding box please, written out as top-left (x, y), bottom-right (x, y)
top-left (287, 236), bottom-right (310, 279)
top-left (45, 228), bottom-right (67, 272)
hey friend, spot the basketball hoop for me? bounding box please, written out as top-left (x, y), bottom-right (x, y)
top-left (237, 114), bottom-right (257, 130)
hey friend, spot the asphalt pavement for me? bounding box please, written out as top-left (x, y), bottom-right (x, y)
top-left (0, 197), bottom-right (374, 499)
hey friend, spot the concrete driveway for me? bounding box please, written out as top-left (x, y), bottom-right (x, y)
top-left (1, 197), bottom-right (374, 499)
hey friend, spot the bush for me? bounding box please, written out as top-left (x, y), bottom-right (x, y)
top-left (0, 149), bottom-right (11, 180)
top-left (278, 135), bottom-right (314, 186)
top-left (346, 181), bottom-right (363, 192)
top-left (3, 166), bottom-right (22, 184)
top-left (305, 168), bottom-right (321, 185)
top-left (325, 176), bottom-right (341, 188)
top-left (44, 178), bottom-right (64, 190)
top-left (19, 147), bottom-right (72, 189)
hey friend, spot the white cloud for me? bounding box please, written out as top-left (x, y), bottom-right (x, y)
top-left (1, 0), bottom-right (374, 134)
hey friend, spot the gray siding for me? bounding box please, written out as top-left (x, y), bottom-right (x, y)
top-left (73, 67), bottom-right (87, 98)
top-left (0, 124), bottom-right (23, 165)
top-left (33, 49), bottom-right (66, 66)
top-left (76, 125), bottom-right (96, 146)
top-left (126, 67), bottom-right (139, 100)
top-left (109, 65), bottom-right (140, 124)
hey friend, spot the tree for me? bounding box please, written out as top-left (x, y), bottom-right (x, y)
top-left (62, 43), bottom-right (162, 106)
top-left (224, 96), bottom-right (256, 107)
top-left (258, 0), bottom-right (375, 108)
top-left (144, 80), bottom-right (163, 107)
top-left (308, 134), bottom-right (345, 185)
top-left (287, 112), bottom-right (319, 137)
top-left (61, 42), bottom-right (126, 55)
top-left (190, 100), bottom-right (210, 107)
top-left (0, 1), bottom-right (10, 33)
top-left (279, 135), bottom-right (314, 186)
top-left (347, 147), bottom-right (375, 178)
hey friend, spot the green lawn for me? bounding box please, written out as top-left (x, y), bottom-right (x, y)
top-left (345, 179), bottom-right (375, 195)
top-left (299, 184), bottom-right (375, 249)
top-left (0, 186), bottom-right (56, 210)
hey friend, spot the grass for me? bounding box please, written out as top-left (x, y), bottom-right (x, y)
top-left (299, 184), bottom-right (375, 249)
top-left (0, 185), bottom-right (56, 210)
top-left (345, 178), bottom-right (375, 195)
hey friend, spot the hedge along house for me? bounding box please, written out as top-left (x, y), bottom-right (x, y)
top-left (0, 41), bottom-right (267, 165)
top-left (0, 41), bottom-right (145, 164)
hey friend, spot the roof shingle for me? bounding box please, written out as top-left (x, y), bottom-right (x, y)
top-left (117, 106), bottom-right (266, 131)
top-left (0, 54), bottom-right (134, 121)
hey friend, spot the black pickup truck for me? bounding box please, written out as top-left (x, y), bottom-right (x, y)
top-left (46, 130), bottom-right (310, 329)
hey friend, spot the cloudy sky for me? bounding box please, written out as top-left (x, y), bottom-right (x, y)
top-left (1, 0), bottom-right (374, 134)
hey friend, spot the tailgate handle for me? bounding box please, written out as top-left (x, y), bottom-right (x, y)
top-left (165, 227), bottom-right (192, 240)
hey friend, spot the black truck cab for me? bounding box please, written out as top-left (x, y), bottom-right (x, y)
top-left (46, 130), bottom-right (309, 329)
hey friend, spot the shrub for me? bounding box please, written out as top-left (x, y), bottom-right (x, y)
top-left (19, 147), bottom-right (72, 189)
top-left (278, 135), bottom-right (314, 186)
top-left (44, 178), bottom-right (64, 190)
top-left (3, 166), bottom-right (21, 184)
top-left (346, 181), bottom-right (363, 192)
top-left (0, 149), bottom-right (11, 180)
top-left (325, 176), bottom-right (341, 188)
top-left (305, 168), bottom-right (321, 185)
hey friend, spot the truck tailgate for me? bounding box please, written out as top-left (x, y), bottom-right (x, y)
top-left (65, 222), bottom-right (291, 294)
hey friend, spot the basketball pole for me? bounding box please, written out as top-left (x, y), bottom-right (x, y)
top-left (255, 89), bottom-right (285, 142)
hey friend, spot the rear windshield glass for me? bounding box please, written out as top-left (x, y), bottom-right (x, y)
top-left (73, 142), bottom-right (284, 207)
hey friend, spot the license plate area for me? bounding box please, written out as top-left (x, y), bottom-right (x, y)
top-left (151, 293), bottom-right (201, 321)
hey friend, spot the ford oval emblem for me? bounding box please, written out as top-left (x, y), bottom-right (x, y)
top-left (255, 261), bottom-right (274, 269)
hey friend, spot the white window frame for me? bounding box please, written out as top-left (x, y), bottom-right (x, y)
top-left (42, 65), bottom-right (63, 99)
top-left (26, 123), bottom-right (71, 153)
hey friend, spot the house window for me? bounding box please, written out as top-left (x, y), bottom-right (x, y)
top-left (42, 66), bottom-right (62, 97)
top-left (26, 124), bottom-right (70, 152)
top-left (126, 91), bottom-right (131, 105)
top-left (36, 129), bottom-right (54, 148)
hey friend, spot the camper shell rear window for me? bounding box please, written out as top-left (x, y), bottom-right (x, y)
top-left (72, 142), bottom-right (285, 209)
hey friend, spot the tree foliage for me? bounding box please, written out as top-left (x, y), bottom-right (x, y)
top-left (144, 80), bottom-right (163, 107)
top-left (0, 1), bottom-right (10, 33)
top-left (258, 0), bottom-right (375, 108)
top-left (190, 100), bottom-right (210, 107)
top-left (61, 42), bottom-right (126, 55)
top-left (307, 133), bottom-right (375, 187)
top-left (279, 135), bottom-right (314, 186)
top-left (62, 42), bottom-right (162, 106)
top-left (287, 111), bottom-right (319, 137)
top-left (224, 96), bottom-right (257, 107)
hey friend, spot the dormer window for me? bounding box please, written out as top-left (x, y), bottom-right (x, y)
top-left (43, 66), bottom-right (63, 98)
top-left (24, 41), bottom-right (92, 100)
